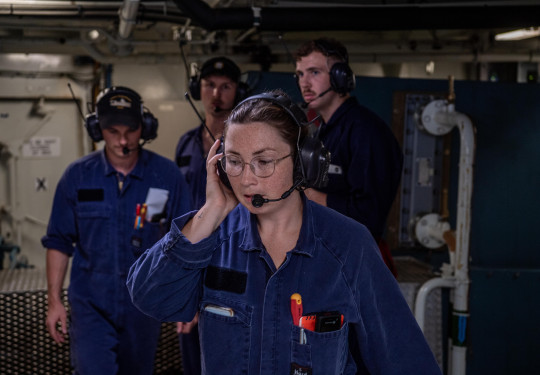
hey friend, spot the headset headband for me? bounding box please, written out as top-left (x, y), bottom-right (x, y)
top-left (314, 39), bottom-right (349, 64)
top-left (236, 92), bottom-right (308, 128)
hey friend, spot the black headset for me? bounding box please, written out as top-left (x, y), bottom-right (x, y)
top-left (84, 86), bottom-right (158, 143)
top-left (188, 66), bottom-right (249, 105)
top-left (297, 39), bottom-right (356, 95)
top-left (218, 92), bottom-right (330, 190)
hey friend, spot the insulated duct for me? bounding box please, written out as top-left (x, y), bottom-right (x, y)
top-left (172, 0), bottom-right (540, 31)
top-left (118, 0), bottom-right (141, 39)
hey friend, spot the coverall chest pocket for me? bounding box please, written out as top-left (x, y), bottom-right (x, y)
top-left (327, 160), bottom-right (347, 189)
top-left (75, 205), bottom-right (112, 270)
top-left (130, 220), bottom-right (165, 258)
top-left (291, 322), bottom-right (349, 375)
top-left (199, 298), bottom-right (253, 375)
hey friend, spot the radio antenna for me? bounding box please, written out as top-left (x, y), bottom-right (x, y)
top-left (179, 37), bottom-right (191, 79)
top-left (279, 34), bottom-right (297, 70)
top-left (67, 82), bottom-right (86, 121)
top-left (184, 92), bottom-right (216, 142)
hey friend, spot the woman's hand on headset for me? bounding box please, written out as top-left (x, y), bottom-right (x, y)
top-left (206, 138), bottom-right (238, 212)
top-left (182, 139), bottom-right (238, 244)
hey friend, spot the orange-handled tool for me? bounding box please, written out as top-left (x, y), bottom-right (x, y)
top-left (290, 293), bottom-right (302, 326)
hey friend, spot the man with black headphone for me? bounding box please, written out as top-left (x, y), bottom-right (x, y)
top-left (42, 86), bottom-right (191, 374)
top-left (174, 56), bottom-right (246, 375)
top-left (295, 38), bottom-right (403, 277)
top-left (176, 56), bottom-right (247, 209)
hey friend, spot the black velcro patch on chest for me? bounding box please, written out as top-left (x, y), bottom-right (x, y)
top-left (176, 155), bottom-right (192, 167)
top-left (205, 266), bottom-right (247, 294)
top-left (78, 188), bottom-right (104, 202)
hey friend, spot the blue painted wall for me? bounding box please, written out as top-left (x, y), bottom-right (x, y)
top-left (247, 71), bottom-right (540, 374)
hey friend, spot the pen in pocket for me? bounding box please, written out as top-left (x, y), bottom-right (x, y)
top-left (299, 327), bottom-right (307, 344)
top-left (134, 203), bottom-right (141, 229)
top-left (140, 203), bottom-right (147, 228)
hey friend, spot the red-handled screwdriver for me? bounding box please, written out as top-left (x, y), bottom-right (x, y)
top-left (290, 293), bottom-right (302, 326)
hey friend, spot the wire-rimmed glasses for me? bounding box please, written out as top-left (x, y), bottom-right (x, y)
top-left (220, 154), bottom-right (292, 178)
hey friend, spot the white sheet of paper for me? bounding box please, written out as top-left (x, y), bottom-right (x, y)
top-left (144, 187), bottom-right (169, 221)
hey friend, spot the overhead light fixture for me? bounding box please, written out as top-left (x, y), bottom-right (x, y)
top-left (87, 29), bottom-right (101, 41)
top-left (425, 61), bottom-right (435, 76)
top-left (495, 27), bottom-right (540, 41)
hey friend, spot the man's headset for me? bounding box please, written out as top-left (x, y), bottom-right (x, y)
top-left (297, 39), bottom-right (356, 96)
top-left (84, 86), bottom-right (158, 142)
top-left (217, 93), bottom-right (330, 201)
top-left (188, 59), bottom-right (250, 105)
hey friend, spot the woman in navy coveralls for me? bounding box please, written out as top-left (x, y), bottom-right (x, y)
top-left (128, 91), bottom-right (441, 374)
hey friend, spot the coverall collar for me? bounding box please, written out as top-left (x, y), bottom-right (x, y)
top-left (101, 148), bottom-right (148, 180)
top-left (238, 193), bottom-right (315, 258)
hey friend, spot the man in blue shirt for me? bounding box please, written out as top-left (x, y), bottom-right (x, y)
top-left (42, 86), bottom-right (191, 375)
top-left (174, 56), bottom-right (246, 375)
top-left (176, 56), bottom-right (246, 209)
top-left (295, 38), bottom-right (403, 276)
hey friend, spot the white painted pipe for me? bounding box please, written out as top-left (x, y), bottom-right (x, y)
top-left (418, 100), bottom-right (475, 375)
top-left (450, 345), bottom-right (468, 375)
top-left (118, 0), bottom-right (140, 39)
top-left (414, 276), bottom-right (456, 332)
top-left (433, 105), bottom-right (475, 311)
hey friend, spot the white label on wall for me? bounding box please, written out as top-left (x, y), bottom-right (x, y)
top-left (22, 136), bottom-right (61, 157)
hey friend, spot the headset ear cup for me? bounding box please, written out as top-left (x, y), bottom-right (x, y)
top-left (189, 76), bottom-right (201, 100)
top-left (84, 113), bottom-right (103, 142)
top-left (329, 62), bottom-right (356, 95)
top-left (141, 112), bottom-right (158, 141)
top-left (298, 136), bottom-right (330, 189)
top-left (235, 81), bottom-right (250, 105)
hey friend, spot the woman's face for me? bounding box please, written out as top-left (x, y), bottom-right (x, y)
top-left (224, 121), bottom-right (295, 212)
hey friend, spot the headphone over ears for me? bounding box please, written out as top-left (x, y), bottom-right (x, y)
top-left (218, 92), bottom-right (330, 190)
top-left (188, 65), bottom-right (249, 105)
top-left (188, 74), bottom-right (203, 100)
top-left (189, 75), bottom-right (250, 105)
top-left (84, 86), bottom-right (158, 143)
top-left (298, 39), bottom-right (356, 95)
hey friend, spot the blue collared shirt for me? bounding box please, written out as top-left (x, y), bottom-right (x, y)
top-left (127, 195), bottom-right (441, 374)
top-left (175, 124), bottom-right (208, 210)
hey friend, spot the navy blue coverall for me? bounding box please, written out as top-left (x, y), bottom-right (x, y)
top-left (127, 195), bottom-right (442, 374)
top-left (175, 124), bottom-right (208, 211)
top-left (174, 124), bottom-right (207, 375)
top-left (42, 149), bottom-right (191, 374)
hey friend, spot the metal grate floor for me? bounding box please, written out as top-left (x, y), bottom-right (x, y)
top-left (0, 268), bottom-right (182, 375)
top-left (394, 256), bottom-right (444, 369)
